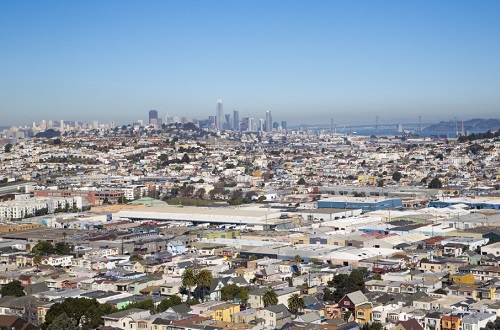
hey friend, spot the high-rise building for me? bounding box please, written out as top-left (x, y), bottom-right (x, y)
top-left (233, 110), bottom-right (239, 131)
top-left (216, 99), bottom-right (224, 131)
top-left (225, 114), bottom-right (232, 130)
top-left (265, 111), bottom-right (272, 132)
top-left (259, 118), bottom-right (265, 132)
top-left (248, 118), bottom-right (255, 132)
top-left (281, 121), bottom-right (287, 130)
top-left (149, 110), bottom-right (158, 126)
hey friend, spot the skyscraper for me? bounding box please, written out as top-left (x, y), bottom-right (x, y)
top-left (149, 110), bottom-right (158, 126)
top-left (265, 110), bottom-right (273, 132)
top-left (233, 110), bottom-right (239, 131)
top-left (216, 99), bottom-right (224, 131)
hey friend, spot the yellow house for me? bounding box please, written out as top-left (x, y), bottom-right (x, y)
top-left (355, 303), bottom-right (373, 325)
top-left (450, 273), bottom-right (475, 285)
top-left (203, 303), bottom-right (240, 322)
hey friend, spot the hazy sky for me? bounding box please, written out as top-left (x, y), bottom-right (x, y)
top-left (1, 1), bottom-right (500, 126)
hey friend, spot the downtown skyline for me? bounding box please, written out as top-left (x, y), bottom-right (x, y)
top-left (1, 1), bottom-right (500, 126)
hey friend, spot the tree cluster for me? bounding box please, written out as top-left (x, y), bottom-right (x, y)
top-left (221, 284), bottom-right (249, 303)
top-left (326, 268), bottom-right (370, 302)
top-left (42, 297), bottom-right (117, 330)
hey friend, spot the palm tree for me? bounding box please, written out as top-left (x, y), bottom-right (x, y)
top-left (262, 287), bottom-right (278, 307)
top-left (182, 268), bottom-right (196, 303)
top-left (196, 269), bottom-right (213, 302)
top-left (294, 255), bottom-right (302, 263)
top-left (287, 293), bottom-right (305, 318)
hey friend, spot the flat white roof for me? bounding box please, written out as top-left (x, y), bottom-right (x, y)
top-left (114, 206), bottom-right (282, 224)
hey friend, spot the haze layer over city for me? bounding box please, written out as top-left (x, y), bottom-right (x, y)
top-left (1, 1), bottom-right (500, 126)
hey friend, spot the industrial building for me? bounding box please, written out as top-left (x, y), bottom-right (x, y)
top-left (317, 196), bottom-right (402, 211)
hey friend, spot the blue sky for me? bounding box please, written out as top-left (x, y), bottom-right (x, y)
top-left (1, 1), bottom-right (500, 126)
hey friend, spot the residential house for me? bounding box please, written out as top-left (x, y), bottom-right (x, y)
top-left (257, 304), bottom-right (292, 328)
top-left (450, 274), bottom-right (475, 285)
top-left (294, 311), bottom-right (322, 324)
top-left (396, 319), bottom-right (425, 330)
top-left (441, 314), bottom-right (462, 330)
top-left (232, 308), bottom-right (258, 324)
top-left (461, 312), bottom-right (496, 330)
top-left (338, 291), bottom-right (369, 319)
top-left (355, 303), bottom-right (373, 325)
top-left (160, 281), bottom-right (182, 297)
top-left (0, 315), bottom-right (38, 330)
top-left (202, 303), bottom-right (240, 322)
top-left (102, 308), bottom-right (151, 329)
top-left (371, 304), bottom-right (400, 324)
top-left (247, 286), bottom-right (300, 309)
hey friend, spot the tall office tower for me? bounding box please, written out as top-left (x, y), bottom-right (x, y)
top-left (149, 110), bottom-right (158, 125)
top-left (60, 120), bottom-right (64, 132)
top-left (165, 113), bottom-right (170, 125)
top-left (259, 118), bottom-right (265, 131)
top-left (47, 120), bottom-right (53, 129)
top-left (93, 120), bottom-right (99, 129)
top-left (248, 118), bottom-right (255, 132)
top-left (41, 120), bottom-right (47, 130)
top-left (233, 110), bottom-right (239, 131)
top-left (225, 114), bottom-right (232, 130)
top-left (216, 99), bottom-right (224, 131)
top-left (281, 121), bottom-right (287, 130)
top-left (265, 111), bottom-right (272, 132)
top-left (110, 121), bottom-right (115, 129)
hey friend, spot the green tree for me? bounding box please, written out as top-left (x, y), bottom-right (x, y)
top-left (392, 171), bottom-right (402, 182)
top-left (249, 254), bottom-right (258, 261)
top-left (4, 143), bottom-right (12, 153)
top-left (32, 241), bottom-right (55, 255)
top-left (327, 268), bottom-right (369, 302)
top-left (0, 280), bottom-right (25, 297)
top-left (157, 295), bottom-right (182, 312)
top-left (47, 312), bottom-right (78, 330)
top-left (182, 268), bottom-right (196, 303)
top-left (196, 269), bottom-right (213, 302)
top-left (122, 299), bottom-right (155, 313)
top-left (43, 297), bottom-right (117, 330)
top-left (322, 287), bottom-right (335, 301)
top-left (262, 287), bottom-right (278, 307)
top-left (297, 177), bottom-right (306, 185)
top-left (54, 242), bottom-right (71, 255)
top-left (361, 322), bottom-right (383, 330)
top-left (221, 284), bottom-right (249, 303)
top-left (294, 255), bottom-right (302, 263)
top-left (129, 254), bottom-right (143, 262)
top-left (287, 293), bottom-right (305, 318)
top-left (428, 177), bottom-right (443, 188)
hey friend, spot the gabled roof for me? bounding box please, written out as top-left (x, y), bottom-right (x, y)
top-left (345, 290), bottom-right (368, 305)
top-left (265, 303), bottom-right (292, 318)
top-left (396, 319), bottom-right (424, 330)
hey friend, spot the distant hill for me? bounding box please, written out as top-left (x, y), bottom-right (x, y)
top-left (424, 118), bottom-right (500, 132)
top-left (35, 129), bottom-right (61, 138)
